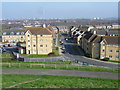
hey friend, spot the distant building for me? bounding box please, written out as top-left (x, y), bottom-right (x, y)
top-left (90, 29), bottom-right (107, 36)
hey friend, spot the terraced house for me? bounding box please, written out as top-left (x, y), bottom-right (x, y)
top-left (80, 31), bottom-right (120, 61)
top-left (2, 30), bottom-right (26, 43)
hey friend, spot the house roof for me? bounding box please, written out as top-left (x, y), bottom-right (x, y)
top-left (84, 32), bottom-right (93, 40)
top-left (107, 31), bottom-right (119, 35)
top-left (103, 36), bottom-right (120, 45)
top-left (27, 27), bottom-right (52, 35)
top-left (92, 36), bottom-right (120, 45)
top-left (89, 34), bottom-right (97, 42)
top-left (109, 29), bottom-right (120, 31)
top-left (2, 30), bottom-right (27, 35)
top-left (92, 36), bottom-right (102, 43)
top-left (91, 29), bottom-right (107, 35)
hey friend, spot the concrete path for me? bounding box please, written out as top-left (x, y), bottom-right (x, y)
top-left (1, 69), bottom-right (119, 80)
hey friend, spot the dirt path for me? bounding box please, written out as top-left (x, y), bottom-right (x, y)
top-left (7, 78), bottom-right (41, 88)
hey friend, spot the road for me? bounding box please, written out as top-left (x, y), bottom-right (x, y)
top-left (1, 69), bottom-right (119, 80)
top-left (60, 33), bottom-right (119, 69)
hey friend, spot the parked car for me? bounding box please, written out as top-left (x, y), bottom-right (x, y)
top-left (61, 50), bottom-right (66, 53)
top-left (62, 46), bottom-right (65, 50)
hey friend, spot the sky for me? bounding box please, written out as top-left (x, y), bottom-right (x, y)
top-left (2, 2), bottom-right (118, 19)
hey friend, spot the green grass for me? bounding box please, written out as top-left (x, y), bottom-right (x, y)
top-left (2, 74), bottom-right (119, 88)
top-left (21, 47), bottom-right (59, 58)
top-left (1, 62), bottom-right (119, 73)
top-left (28, 54), bottom-right (48, 58)
top-left (2, 60), bottom-right (71, 64)
top-left (0, 53), bottom-right (16, 62)
top-left (108, 60), bottom-right (120, 63)
top-left (0, 53), bottom-right (13, 58)
top-left (52, 47), bottom-right (59, 56)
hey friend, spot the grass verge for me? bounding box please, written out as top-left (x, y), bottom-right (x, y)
top-left (1, 62), bottom-right (119, 73)
top-left (21, 47), bottom-right (59, 58)
top-left (2, 74), bottom-right (119, 88)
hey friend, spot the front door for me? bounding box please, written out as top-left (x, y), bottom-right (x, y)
top-left (28, 50), bottom-right (30, 54)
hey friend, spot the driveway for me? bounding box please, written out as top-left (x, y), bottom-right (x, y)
top-left (1, 69), bottom-right (119, 80)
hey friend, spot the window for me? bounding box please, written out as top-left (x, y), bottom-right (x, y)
top-left (116, 50), bottom-right (119, 53)
top-left (28, 45), bottom-right (30, 47)
top-left (116, 56), bottom-right (119, 58)
top-left (16, 32), bottom-right (20, 35)
top-left (46, 50), bottom-right (48, 52)
top-left (40, 45), bottom-right (43, 47)
top-left (102, 44), bottom-right (105, 46)
top-left (40, 35), bottom-right (43, 37)
top-left (87, 48), bottom-right (88, 50)
top-left (33, 40), bottom-right (36, 42)
top-left (21, 37), bottom-right (23, 38)
top-left (109, 50), bottom-right (112, 52)
top-left (109, 55), bottom-right (112, 58)
top-left (102, 49), bottom-right (105, 52)
top-left (40, 40), bottom-right (43, 42)
top-left (40, 50), bottom-right (43, 52)
top-left (33, 45), bottom-right (36, 47)
top-left (28, 35), bottom-right (30, 37)
top-left (110, 44), bottom-right (113, 47)
top-left (28, 40), bottom-right (30, 42)
top-left (21, 32), bottom-right (25, 35)
top-left (34, 50), bottom-right (36, 52)
top-left (46, 45), bottom-right (48, 47)
top-left (3, 32), bottom-right (7, 35)
top-left (33, 35), bottom-right (36, 36)
top-left (96, 54), bottom-right (99, 57)
top-left (10, 32), bottom-right (14, 35)
top-left (102, 55), bottom-right (105, 58)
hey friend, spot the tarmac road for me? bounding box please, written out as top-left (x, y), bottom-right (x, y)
top-left (1, 69), bottom-right (119, 80)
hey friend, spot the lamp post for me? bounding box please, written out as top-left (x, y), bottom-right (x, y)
top-left (17, 53), bottom-right (20, 61)
top-left (56, 26), bottom-right (59, 47)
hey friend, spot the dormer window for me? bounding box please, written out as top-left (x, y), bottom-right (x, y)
top-left (3, 32), bottom-right (7, 35)
top-left (16, 32), bottom-right (20, 35)
top-left (10, 32), bottom-right (14, 35)
top-left (21, 32), bottom-right (25, 35)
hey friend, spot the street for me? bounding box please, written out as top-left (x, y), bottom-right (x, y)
top-left (60, 33), bottom-right (119, 69)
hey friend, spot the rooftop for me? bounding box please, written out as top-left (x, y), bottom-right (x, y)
top-left (27, 27), bottom-right (52, 35)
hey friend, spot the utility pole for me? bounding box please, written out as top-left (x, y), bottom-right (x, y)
top-left (56, 26), bottom-right (59, 47)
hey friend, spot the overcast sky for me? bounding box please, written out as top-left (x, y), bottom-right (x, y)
top-left (2, 2), bottom-right (118, 19)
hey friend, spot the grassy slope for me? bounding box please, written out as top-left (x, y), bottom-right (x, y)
top-left (2, 74), bottom-right (119, 88)
top-left (0, 53), bottom-right (13, 58)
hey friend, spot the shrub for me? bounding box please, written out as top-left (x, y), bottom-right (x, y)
top-left (85, 53), bottom-right (91, 58)
top-left (103, 57), bottom-right (109, 61)
top-left (48, 52), bottom-right (54, 56)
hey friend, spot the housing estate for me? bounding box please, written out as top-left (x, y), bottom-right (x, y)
top-left (2, 27), bottom-right (53, 55)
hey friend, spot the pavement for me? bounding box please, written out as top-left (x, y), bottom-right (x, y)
top-left (1, 69), bottom-right (119, 80)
